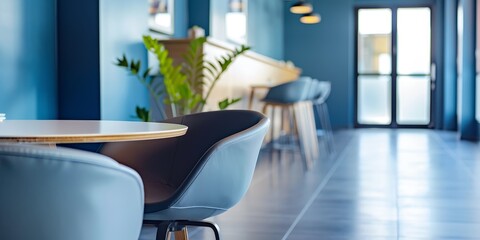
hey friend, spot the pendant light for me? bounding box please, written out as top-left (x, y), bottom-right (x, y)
top-left (290, 0), bottom-right (313, 14)
top-left (300, 12), bottom-right (321, 24)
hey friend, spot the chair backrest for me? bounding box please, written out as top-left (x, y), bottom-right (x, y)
top-left (0, 144), bottom-right (144, 240)
top-left (101, 110), bottom-right (269, 219)
top-left (313, 80), bottom-right (331, 104)
top-left (306, 78), bottom-right (320, 100)
top-left (263, 76), bottom-right (312, 103)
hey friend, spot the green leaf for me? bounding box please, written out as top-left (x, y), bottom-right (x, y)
top-left (206, 61), bottom-right (218, 73)
top-left (142, 67), bottom-right (151, 79)
top-left (135, 106), bottom-right (150, 122)
top-left (204, 65), bottom-right (216, 78)
top-left (218, 98), bottom-right (241, 110)
top-left (115, 54), bottom-right (129, 67)
top-left (116, 35), bottom-right (249, 117)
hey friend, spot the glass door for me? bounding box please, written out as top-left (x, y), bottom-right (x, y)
top-left (356, 7), bottom-right (433, 127)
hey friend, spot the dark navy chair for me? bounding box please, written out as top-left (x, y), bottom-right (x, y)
top-left (100, 110), bottom-right (269, 240)
top-left (0, 144), bottom-right (144, 240)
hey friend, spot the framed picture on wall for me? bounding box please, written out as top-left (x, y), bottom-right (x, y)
top-left (149, 0), bottom-right (174, 35)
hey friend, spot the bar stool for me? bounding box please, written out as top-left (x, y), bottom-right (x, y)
top-left (261, 77), bottom-right (312, 155)
top-left (312, 80), bottom-right (335, 154)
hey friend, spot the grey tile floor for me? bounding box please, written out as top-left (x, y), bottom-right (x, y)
top-left (144, 129), bottom-right (480, 239)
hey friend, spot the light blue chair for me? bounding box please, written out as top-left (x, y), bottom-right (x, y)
top-left (100, 110), bottom-right (269, 240)
top-left (0, 144), bottom-right (144, 240)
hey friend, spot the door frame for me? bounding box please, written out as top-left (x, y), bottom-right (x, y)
top-left (354, 4), bottom-right (435, 128)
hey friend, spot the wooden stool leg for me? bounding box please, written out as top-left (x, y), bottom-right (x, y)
top-left (287, 105), bottom-right (296, 146)
top-left (281, 106), bottom-right (286, 142)
top-left (270, 106), bottom-right (276, 147)
top-left (173, 228), bottom-right (188, 240)
top-left (248, 88), bottom-right (255, 110)
top-left (262, 103), bottom-right (269, 115)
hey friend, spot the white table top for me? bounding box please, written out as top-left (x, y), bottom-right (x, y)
top-left (0, 120), bottom-right (188, 143)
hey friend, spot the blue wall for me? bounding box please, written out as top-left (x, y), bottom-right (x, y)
top-left (188, 0), bottom-right (210, 35)
top-left (174, 0), bottom-right (189, 38)
top-left (99, 0), bottom-right (150, 120)
top-left (247, 1), bottom-right (284, 60)
top-left (210, 0), bottom-right (284, 60)
top-left (210, 0), bottom-right (229, 41)
top-left (0, 0), bottom-right (57, 119)
top-left (285, 0), bottom-right (355, 129)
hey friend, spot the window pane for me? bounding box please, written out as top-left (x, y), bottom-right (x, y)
top-left (358, 76), bottom-right (392, 124)
top-left (358, 9), bottom-right (392, 74)
top-left (397, 76), bottom-right (430, 124)
top-left (397, 8), bottom-right (431, 74)
top-left (226, 12), bottom-right (246, 44)
top-left (226, 0), bottom-right (247, 44)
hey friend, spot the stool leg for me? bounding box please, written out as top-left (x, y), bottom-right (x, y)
top-left (321, 103), bottom-right (335, 154)
top-left (262, 103), bottom-right (268, 115)
top-left (305, 102), bottom-right (319, 162)
top-left (315, 103), bottom-right (329, 154)
top-left (288, 105), bottom-right (296, 148)
top-left (293, 103), bottom-right (309, 168)
top-left (281, 106), bottom-right (288, 144)
top-left (270, 106), bottom-right (276, 150)
top-left (173, 228), bottom-right (188, 240)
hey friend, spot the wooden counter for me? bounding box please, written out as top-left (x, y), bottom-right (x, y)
top-left (157, 38), bottom-right (301, 112)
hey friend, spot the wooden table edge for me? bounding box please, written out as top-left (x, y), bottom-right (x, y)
top-left (0, 128), bottom-right (188, 144)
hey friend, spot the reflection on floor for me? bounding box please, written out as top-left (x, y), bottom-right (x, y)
top-left (158, 129), bottom-right (480, 239)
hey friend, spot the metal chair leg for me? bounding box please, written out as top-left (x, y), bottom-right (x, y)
top-left (287, 105), bottom-right (296, 148)
top-left (146, 220), bottom-right (220, 240)
top-left (321, 103), bottom-right (335, 154)
top-left (315, 102), bottom-right (335, 155)
top-left (177, 220), bottom-right (220, 240)
top-left (315, 103), bottom-right (329, 153)
top-left (153, 222), bottom-right (172, 240)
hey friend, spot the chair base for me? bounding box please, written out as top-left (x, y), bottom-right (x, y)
top-left (144, 220), bottom-right (220, 240)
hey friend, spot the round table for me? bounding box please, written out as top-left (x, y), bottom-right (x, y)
top-left (0, 120), bottom-right (188, 144)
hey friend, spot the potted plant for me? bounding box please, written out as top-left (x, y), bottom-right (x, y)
top-left (116, 36), bottom-right (249, 121)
